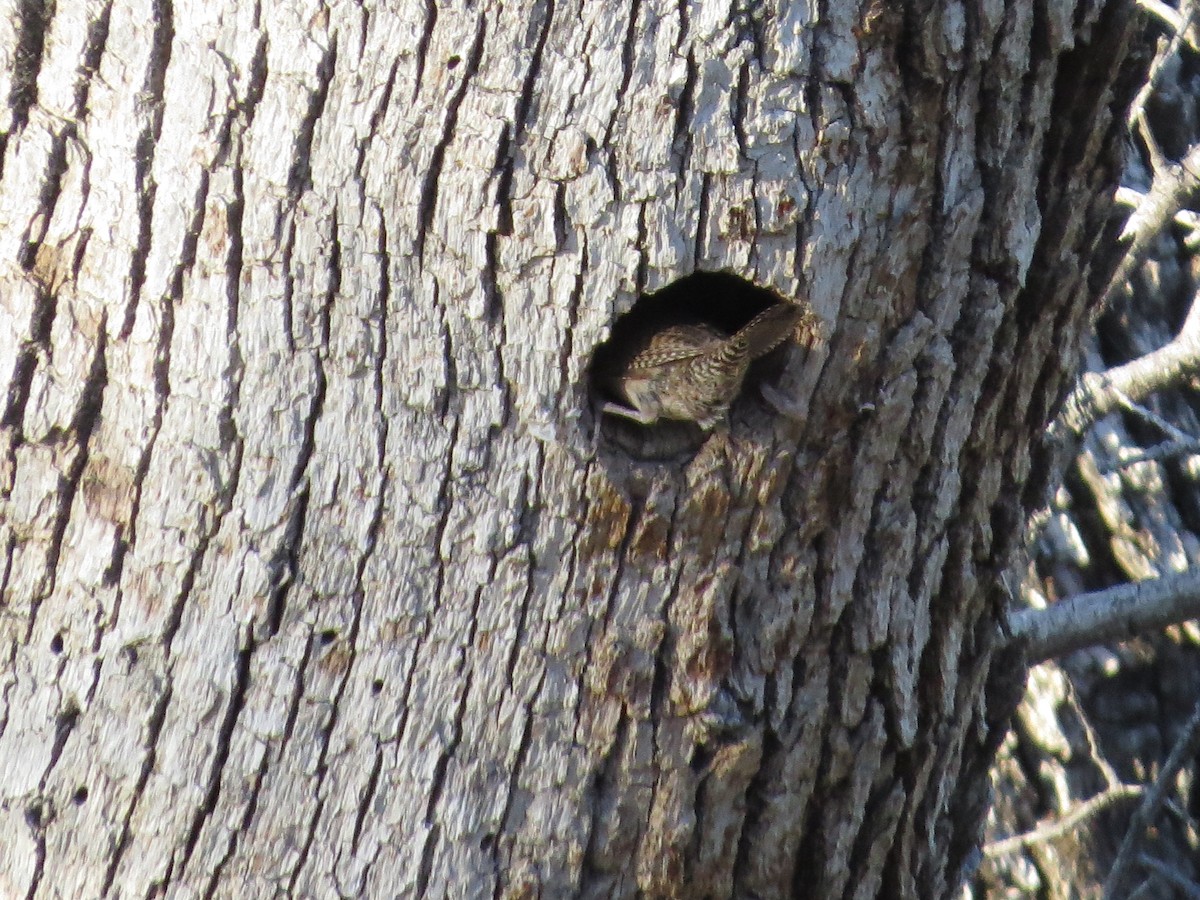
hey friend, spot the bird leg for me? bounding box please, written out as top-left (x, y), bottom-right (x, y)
top-left (600, 400), bottom-right (659, 426)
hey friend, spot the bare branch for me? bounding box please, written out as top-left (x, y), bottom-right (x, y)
top-left (1112, 0), bottom-right (1200, 306)
top-left (1097, 437), bottom-right (1200, 473)
top-left (1034, 9), bottom-right (1200, 557)
top-left (1091, 390), bottom-right (1200, 471)
top-left (983, 784), bottom-right (1144, 858)
top-left (1008, 567), bottom-right (1200, 662)
top-left (1056, 283), bottom-right (1200, 437)
top-left (1112, 388), bottom-right (1197, 441)
top-left (1136, 0), bottom-right (1200, 52)
top-left (1127, 1), bottom-right (1200, 175)
top-left (1105, 700), bottom-right (1200, 898)
top-left (1115, 186), bottom-right (1200, 236)
top-left (1136, 853), bottom-right (1200, 899)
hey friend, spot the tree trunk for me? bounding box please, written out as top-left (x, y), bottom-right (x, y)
top-left (0, 1), bottom-right (1141, 897)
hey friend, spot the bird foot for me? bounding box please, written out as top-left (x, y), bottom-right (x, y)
top-left (600, 401), bottom-right (658, 426)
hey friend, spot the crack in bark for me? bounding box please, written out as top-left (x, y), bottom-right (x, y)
top-left (580, 704), bottom-right (630, 887)
top-left (415, 615), bottom-right (479, 896)
top-left (513, 0), bottom-right (553, 142)
top-left (412, 0), bottom-right (438, 104)
top-left (121, 0), bottom-right (173, 339)
top-left (177, 630), bottom-right (255, 874)
top-left (100, 684), bottom-right (174, 898)
top-left (25, 315), bottom-right (109, 635)
top-left (286, 40), bottom-right (338, 201)
top-left (200, 702), bottom-right (279, 899)
top-left (349, 742), bottom-right (384, 855)
top-left (394, 413), bottom-right (459, 749)
top-left (604, 0), bottom-right (640, 148)
top-left (5, 0), bottom-right (51, 142)
top-left (491, 670), bottom-right (543, 899)
top-left (414, 14), bottom-right (487, 262)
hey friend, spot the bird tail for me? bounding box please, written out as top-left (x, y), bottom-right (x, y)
top-left (733, 302), bottom-right (809, 360)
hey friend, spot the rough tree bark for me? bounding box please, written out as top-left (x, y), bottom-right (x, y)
top-left (0, 0), bottom-right (1142, 898)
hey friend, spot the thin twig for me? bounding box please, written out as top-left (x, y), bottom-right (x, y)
top-left (1110, 0), bottom-right (1200, 306)
top-left (984, 784), bottom-right (1144, 858)
top-left (1097, 438), bottom-right (1200, 473)
top-left (1128, 1), bottom-right (1199, 174)
top-left (1137, 853), bottom-right (1200, 899)
top-left (1104, 700), bottom-right (1200, 899)
top-left (1056, 283), bottom-right (1200, 437)
top-left (1072, 681), bottom-right (1126, 792)
top-left (1136, 0), bottom-right (1200, 51)
top-left (1112, 388), bottom-right (1196, 442)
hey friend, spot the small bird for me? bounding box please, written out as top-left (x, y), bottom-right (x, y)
top-left (599, 302), bottom-right (807, 430)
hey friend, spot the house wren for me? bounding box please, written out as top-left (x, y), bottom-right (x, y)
top-left (599, 301), bottom-right (809, 430)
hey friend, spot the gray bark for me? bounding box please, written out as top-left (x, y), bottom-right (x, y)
top-left (0, 0), bottom-right (1140, 897)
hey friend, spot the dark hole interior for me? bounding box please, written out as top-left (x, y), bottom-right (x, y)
top-left (588, 271), bottom-right (791, 436)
